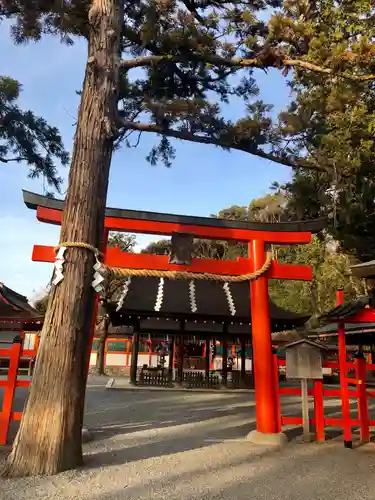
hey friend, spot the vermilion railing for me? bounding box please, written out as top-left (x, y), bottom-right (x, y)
top-left (0, 343), bottom-right (36, 445)
top-left (276, 355), bottom-right (375, 443)
top-left (1, 347), bottom-right (375, 446)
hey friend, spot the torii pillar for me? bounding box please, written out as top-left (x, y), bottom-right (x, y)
top-left (247, 240), bottom-right (286, 447)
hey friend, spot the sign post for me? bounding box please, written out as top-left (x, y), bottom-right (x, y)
top-left (285, 339), bottom-right (328, 442)
top-left (300, 378), bottom-right (310, 440)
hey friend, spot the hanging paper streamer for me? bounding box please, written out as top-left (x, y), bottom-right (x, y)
top-left (92, 260), bottom-right (105, 293)
top-left (223, 282), bottom-right (236, 316)
top-left (189, 280), bottom-right (197, 313)
top-left (116, 277), bottom-right (132, 311)
top-left (53, 246), bottom-right (66, 285)
top-left (154, 277), bottom-right (164, 311)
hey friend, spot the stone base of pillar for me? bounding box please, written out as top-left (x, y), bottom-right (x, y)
top-left (247, 430), bottom-right (287, 449)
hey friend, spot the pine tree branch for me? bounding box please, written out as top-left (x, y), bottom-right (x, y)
top-left (0, 156), bottom-right (27, 163)
top-left (118, 118), bottom-right (326, 172)
top-left (120, 54), bottom-right (375, 82)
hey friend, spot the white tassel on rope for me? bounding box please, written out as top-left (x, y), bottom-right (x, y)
top-left (223, 282), bottom-right (236, 316)
top-left (154, 277), bottom-right (164, 311)
top-left (189, 280), bottom-right (197, 313)
top-left (116, 277), bottom-right (131, 311)
top-left (92, 256), bottom-right (105, 293)
top-left (53, 246), bottom-right (66, 285)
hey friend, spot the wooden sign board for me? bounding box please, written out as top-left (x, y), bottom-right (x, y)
top-left (285, 340), bottom-right (325, 380)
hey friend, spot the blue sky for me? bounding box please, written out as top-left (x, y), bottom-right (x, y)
top-left (0, 23), bottom-right (292, 301)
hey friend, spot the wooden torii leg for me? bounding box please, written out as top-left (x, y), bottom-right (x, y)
top-left (168, 337), bottom-right (175, 381)
top-left (241, 338), bottom-right (246, 385)
top-left (222, 336), bottom-right (228, 387)
top-left (205, 337), bottom-right (210, 384)
top-left (248, 240), bottom-right (285, 445)
top-left (130, 329), bottom-right (140, 385)
top-left (176, 328), bottom-right (185, 384)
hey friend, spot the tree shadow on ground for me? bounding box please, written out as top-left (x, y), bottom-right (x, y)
top-left (86, 400), bottom-right (255, 443)
top-left (4, 383), bottom-right (375, 450)
top-left (83, 420), bottom-right (258, 469)
top-left (85, 441), bottom-right (375, 500)
top-left (85, 450), bottom-right (280, 500)
top-left (85, 394), bottom-right (365, 445)
top-left (83, 428), bottom-right (375, 500)
top-left (83, 393), bottom-right (372, 471)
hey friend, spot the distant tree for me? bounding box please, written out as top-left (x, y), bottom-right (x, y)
top-left (269, 237), bottom-right (366, 317)
top-left (142, 235), bottom-right (241, 260)
top-left (248, 193), bottom-right (286, 223)
top-left (107, 232), bottom-right (136, 252)
top-left (33, 294), bottom-right (49, 315)
top-left (141, 239), bottom-right (170, 256)
top-left (279, 168), bottom-right (375, 262)
top-left (0, 76), bottom-right (68, 192)
top-left (272, 2), bottom-right (375, 261)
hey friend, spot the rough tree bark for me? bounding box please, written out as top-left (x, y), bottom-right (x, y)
top-left (3, 0), bottom-right (124, 477)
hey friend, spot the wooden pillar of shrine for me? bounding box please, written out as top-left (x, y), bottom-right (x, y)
top-left (205, 337), bottom-right (210, 381)
top-left (240, 337), bottom-right (246, 382)
top-left (222, 325), bottom-right (228, 387)
top-left (176, 321), bottom-right (185, 384)
top-left (249, 240), bottom-right (280, 436)
top-left (168, 337), bottom-right (175, 380)
top-left (130, 326), bottom-right (140, 385)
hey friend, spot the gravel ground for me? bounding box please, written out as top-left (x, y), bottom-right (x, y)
top-left (1, 376), bottom-right (375, 499)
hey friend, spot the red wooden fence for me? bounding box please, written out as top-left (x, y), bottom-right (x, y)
top-left (1, 346), bottom-right (375, 446)
top-left (276, 354), bottom-right (375, 444)
top-left (0, 343), bottom-right (36, 445)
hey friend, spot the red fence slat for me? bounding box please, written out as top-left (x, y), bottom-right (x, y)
top-left (0, 344), bottom-right (33, 446)
top-left (0, 343), bottom-right (21, 445)
top-left (314, 379), bottom-right (325, 441)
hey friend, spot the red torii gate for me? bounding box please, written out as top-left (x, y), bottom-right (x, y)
top-left (23, 190), bottom-right (325, 441)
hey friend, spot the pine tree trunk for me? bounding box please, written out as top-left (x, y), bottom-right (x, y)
top-left (3, 0), bottom-right (123, 477)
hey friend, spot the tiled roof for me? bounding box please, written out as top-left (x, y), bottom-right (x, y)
top-left (0, 282), bottom-right (42, 321)
top-left (321, 296), bottom-right (370, 322)
top-left (109, 276), bottom-right (309, 333)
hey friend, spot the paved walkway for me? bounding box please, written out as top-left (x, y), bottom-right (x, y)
top-left (1, 377), bottom-right (375, 499)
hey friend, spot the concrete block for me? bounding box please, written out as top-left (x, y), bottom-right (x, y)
top-left (247, 430), bottom-right (288, 449)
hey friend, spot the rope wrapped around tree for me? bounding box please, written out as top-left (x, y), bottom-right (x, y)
top-left (54, 242), bottom-right (272, 283)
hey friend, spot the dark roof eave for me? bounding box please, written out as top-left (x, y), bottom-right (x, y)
top-left (109, 307), bottom-right (309, 327)
top-left (350, 261), bottom-right (375, 279)
top-left (0, 283), bottom-right (42, 320)
top-left (321, 296), bottom-right (370, 322)
top-left (23, 190), bottom-right (327, 235)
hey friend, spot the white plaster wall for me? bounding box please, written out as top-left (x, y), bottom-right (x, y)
top-left (106, 353), bottom-right (127, 366)
top-left (23, 334), bottom-right (36, 350)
